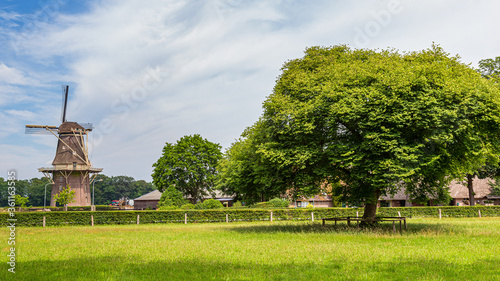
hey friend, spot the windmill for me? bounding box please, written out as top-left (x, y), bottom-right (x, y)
top-left (26, 85), bottom-right (102, 208)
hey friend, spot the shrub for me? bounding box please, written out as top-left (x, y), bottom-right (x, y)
top-left (157, 186), bottom-right (188, 209)
top-left (232, 201), bottom-right (243, 208)
top-left (194, 202), bottom-right (204, 209)
top-left (179, 203), bottom-right (195, 210)
top-left (268, 198), bottom-right (290, 208)
top-left (202, 199), bottom-right (224, 209)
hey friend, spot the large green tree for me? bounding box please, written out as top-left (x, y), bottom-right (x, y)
top-left (152, 134), bottom-right (222, 203)
top-left (217, 119), bottom-right (288, 204)
top-left (258, 45), bottom-right (500, 221)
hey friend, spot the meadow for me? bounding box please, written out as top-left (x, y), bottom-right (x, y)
top-left (2, 217), bottom-right (500, 280)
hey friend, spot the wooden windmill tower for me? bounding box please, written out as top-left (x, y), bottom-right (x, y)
top-left (26, 85), bottom-right (102, 207)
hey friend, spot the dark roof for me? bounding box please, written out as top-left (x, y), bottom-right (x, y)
top-left (52, 122), bottom-right (88, 165)
top-left (58, 122), bottom-right (84, 134)
top-left (134, 190), bottom-right (162, 201)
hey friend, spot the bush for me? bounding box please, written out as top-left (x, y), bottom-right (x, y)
top-left (232, 201), bottom-right (243, 208)
top-left (194, 202), bottom-right (204, 209)
top-left (157, 187), bottom-right (188, 209)
top-left (201, 199), bottom-right (224, 209)
top-left (179, 203), bottom-right (195, 210)
top-left (268, 198), bottom-right (290, 208)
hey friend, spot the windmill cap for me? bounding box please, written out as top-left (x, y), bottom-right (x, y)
top-left (59, 122), bottom-right (84, 133)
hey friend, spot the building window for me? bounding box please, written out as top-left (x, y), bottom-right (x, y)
top-left (73, 162), bottom-right (77, 169)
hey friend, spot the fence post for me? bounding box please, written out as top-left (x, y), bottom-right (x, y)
top-left (270, 211), bottom-right (273, 222)
top-left (226, 213), bottom-right (229, 223)
top-left (311, 212), bottom-right (314, 222)
top-left (398, 211), bottom-right (401, 217)
top-left (137, 214), bottom-right (140, 225)
top-left (478, 210), bottom-right (481, 218)
top-left (184, 213), bottom-right (187, 224)
top-left (439, 209), bottom-right (442, 219)
top-left (43, 216), bottom-right (46, 227)
top-left (356, 211), bottom-right (359, 218)
top-left (91, 215), bottom-right (94, 227)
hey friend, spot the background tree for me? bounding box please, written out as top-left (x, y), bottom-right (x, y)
top-left (258, 45), bottom-right (500, 221)
top-left (53, 185), bottom-right (76, 211)
top-left (152, 134), bottom-right (222, 203)
top-left (14, 195), bottom-right (29, 208)
top-left (478, 57), bottom-right (500, 79)
top-left (92, 174), bottom-right (155, 205)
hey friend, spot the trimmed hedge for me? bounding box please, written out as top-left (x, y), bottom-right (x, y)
top-left (2, 205), bottom-right (119, 212)
top-left (1, 206), bottom-right (499, 227)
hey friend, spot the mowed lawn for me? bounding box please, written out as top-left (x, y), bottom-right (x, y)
top-left (2, 217), bottom-right (500, 280)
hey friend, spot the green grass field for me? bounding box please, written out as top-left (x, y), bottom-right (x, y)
top-left (2, 217), bottom-right (500, 280)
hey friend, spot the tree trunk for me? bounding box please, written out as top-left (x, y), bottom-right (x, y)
top-left (467, 174), bottom-right (475, 206)
top-left (64, 204), bottom-right (68, 211)
top-left (362, 188), bottom-right (381, 224)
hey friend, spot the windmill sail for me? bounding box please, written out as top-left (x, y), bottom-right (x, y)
top-left (61, 85), bottom-right (69, 123)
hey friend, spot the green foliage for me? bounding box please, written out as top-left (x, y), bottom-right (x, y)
top-left (92, 175), bottom-right (155, 205)
top-left (478, 56), bottom-right (500, 79)
top-left (14, 195), bottom-right (29, 207)
top-left (152, 134), bottom-right (222, 203)
top-left (200, 199), bottom-right (224, 209)
top-left (256, 44), bottom-right (500, 216)
top-left (268, 198), bottom-right (290, 208)
top-left (53, 185), bottom-right (76, 206)
top-left (179, 203), bottom-right (195, 210)
top-left (232, 201), bottom-right (243, 208)
top-left (3, 206), bottom-right (500, 227)
top-left (489, 178), bottom-right (500, 196)
top-left (157, 186), bottom-right (188, 209)
top-left (216, 120), bottom-right (287, 204)
top-left (157, 205), bottom-right (177, 210)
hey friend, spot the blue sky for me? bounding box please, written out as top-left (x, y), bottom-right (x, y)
top-left (2, 0), bottom-right (500, 181)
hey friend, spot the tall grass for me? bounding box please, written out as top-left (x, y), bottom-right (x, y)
top-left (2, 217), bottom-right (500, 280)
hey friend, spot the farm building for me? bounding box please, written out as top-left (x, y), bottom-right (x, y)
top-left (379, 176), bottom-right (500, 207)
top-left (292, 195), bottom-right (334, 208)
top-left (133, 190), bottom-right (235, 210)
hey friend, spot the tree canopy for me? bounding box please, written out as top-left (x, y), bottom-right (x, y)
top-left (223, 44), bottom-right (500, 220)
top-left (53, 185), bottom-right (75, 211)
top-left (152, 134), bottom-right (222, 203)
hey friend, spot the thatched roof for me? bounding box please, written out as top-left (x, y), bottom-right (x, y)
top-left (134, 189), bottom-right (235, 201)
top-left (448, 177), bottom-right (492, 198)
top-left (380, 176), bottom-right (494, 200)
top-left (134, 190), bottom-right (162, 201)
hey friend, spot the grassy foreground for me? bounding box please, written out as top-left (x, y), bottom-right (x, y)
top-left (2, 217), bottom-right (500, 280)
